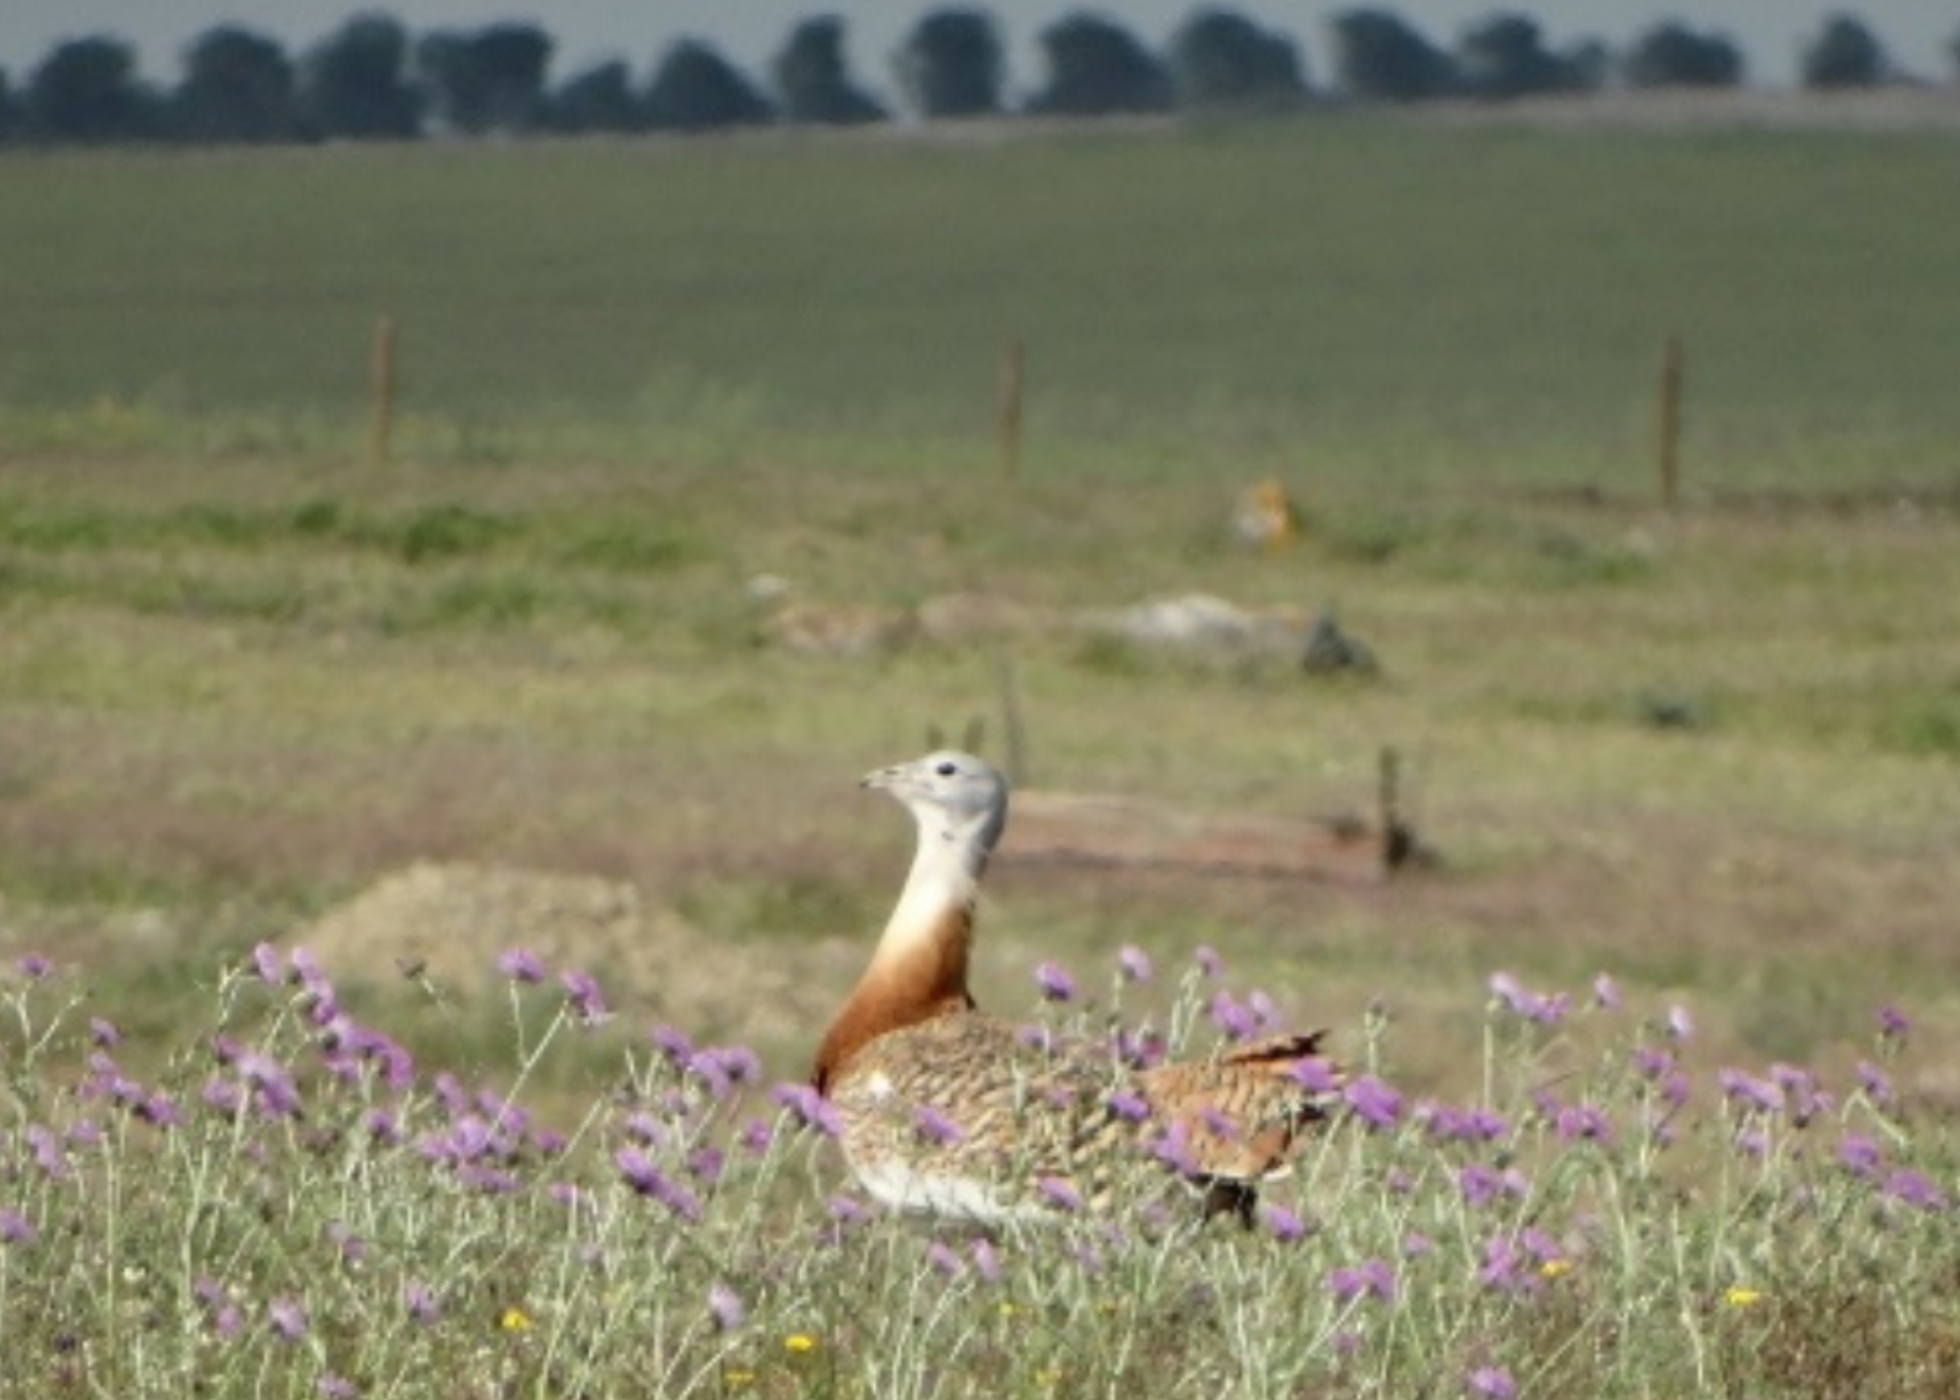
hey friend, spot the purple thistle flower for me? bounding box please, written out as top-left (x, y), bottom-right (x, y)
top-left (1487, 972), bottom-right (1565, 1024)
top-left (138, 1092), bottom-right (181, 1129)
top-left (238, 1051), bottom-right (301, 1119)
top-left (404, 1280), bottom-right (441, 1326)
top-left (1018, 1023), bottom-right (1058, 1054)
top-left (318, 1375), bottom-right (358, 1399)
top-left (828, 1194), bottom-right (871, 1226)
top-left (1632, 1045), bottom-right (1674, 1080)
top-left (1038, 1176), bottom-right (1083, 1213)
top-left (212, 1304), bottom-right (244, 1340)
top-left (15, 953), bottom-right (53, 979)
top-left (703, 1044), bottom-right (762, 1086)
top-left (1719, 1068), bottom-right (1783, 1115)
top-left (1194, 944), bottom-right (1223, 977)
top-left (1555, 1103), bottom-right (1613, 1146)
top-left (1150, 1121), bottom-right (1199, 1177)
top-left (1839, 1134), bottom-right (1883, 1179)
top-left (89, 1017), bottom-right (122, 1048)
top-left (1772, 1064), bottom-right (1831, 1125)
top-left (459, 1164), bottom-right (519, 1195)
top-left (614, 1146), bottom-right (663, 1194)
top-left (268, 1297), bottom-right (308, 1344)
top-left (616, 1148), bottom-right (702, 1221)
top-left (1477, 1236), bottom-right (1537, 1295)
top-left (1107, 1089), bottom-right (1151, 1122)
top-left (0, 1208), bottom-right (36, 1246)
top-left (1666, 1004), bottom-right (1695, 1041)
top-left (650, 1023), bottom-right (695, 1065)
top-left (1358, 1258), bottom-right (1397, 1301)
top-left (1884, 1169), bottom-right (1947, 1212)
top-left (326, 1220), bottom-right (367, 1263)
top-left (1261, 1202), bottom-right (1309, 1243)
top-left (25, 1125), bottom-right (69, 1181)
top-left (497, 948), bottom-right (545, 983)
top-left (1200, 1105), bottom-right (1240, 1141)
top-left (1467, 1365), bottom-right (1518, 1399)
top-left (560, 968), bottom-right (610, 1025)
top-left (1734, 1128), bottom-right (1769, 1160)
top-left (1423, 1103), bottom-right (1505, 1144)
top-left (1291, 1057), bottom-right (1342, 1094)
top-left (685, 1054), bottom-right (734, 1101)
top-left (1115, 1027), bottom-right (1165, 1069)
top-left (772, 1083), bottom-right (841, 1138)
top-left (970, 1237), bottom-right (1003, 1282)
top-left (365, 1108), bottom-right (401, 1146)
top-left (1592, 973), bottom-right (1623, 1010)
top-left (1209, 991), bottom-right (1259, 1041)
top-left (926, 1241), bottom-right (964, 1277)
top-left (1877, 1004), bottom-right (1910, 1040)
top-left (432, 1071), bottom-right (468, 1115)
top-left (708, 1282), bottom-right (746, 1331)
top-left (1034, 960), bottom-right (1077, 1002)
top-left (1402, 1231), bottom-right (1433, 1258)
top-left (687, 1147), bottom-right (725, 1185)
top-left (78, 1052), bottom-right (132, 1103)
top-left (1520, 1227), bottom-right (1563, 1264)
top-left (290, 948), bottom-right (325, 988)
top-left (1343, 1075), bottom-right (1404, 1131)
top-left (738, 1117), bottom-right (774, 1155)
top-left (912, 1103), bottom-right (969, 1146)
top-left (1329, 1259), bottom-right (1396, 1304)
top-left (1459, 1164), bottom-right (1502, 1208)
top-left (1856, 1060), bottom-right (1895, 1106)
top-left (67, 1119), bottom-right (101, 1149)
top-left (1118, 945), bottom-right (1153, 983)
top-left (251, 943), bottom-right (285, 984)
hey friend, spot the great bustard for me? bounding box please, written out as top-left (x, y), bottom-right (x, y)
top-left (812, 751), bottom-right (1340, 1226)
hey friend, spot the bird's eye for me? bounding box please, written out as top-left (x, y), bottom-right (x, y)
top-left (935, 761), bottom-right (957, 777)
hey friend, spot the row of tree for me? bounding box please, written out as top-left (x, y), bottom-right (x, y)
top-left (0, 7), bottom-right (1942, 147)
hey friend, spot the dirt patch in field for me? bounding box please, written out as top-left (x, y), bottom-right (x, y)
top-left (288, 861), bottom-right (849, 1052)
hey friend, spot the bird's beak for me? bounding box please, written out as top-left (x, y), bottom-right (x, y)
top-left (861, 764), bottom-right (904, 792)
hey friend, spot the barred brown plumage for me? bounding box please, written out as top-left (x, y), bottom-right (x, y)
top-left (812, 750), bottom-right (1343, 1227)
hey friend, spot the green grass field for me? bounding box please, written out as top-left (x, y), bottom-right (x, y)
top-left (0, 115), bottom-right (1958, 1396)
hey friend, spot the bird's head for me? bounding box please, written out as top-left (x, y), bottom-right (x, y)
top-left (862, 750), bottom-right (1010, 857)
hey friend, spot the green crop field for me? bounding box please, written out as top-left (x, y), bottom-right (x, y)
top-left (1, 115), bottom-right (1958, 1397)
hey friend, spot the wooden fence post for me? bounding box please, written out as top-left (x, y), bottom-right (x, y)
top-left (997, 338), bottom-right (1024, 480)
top-left (1656, 335), bottom-right (1683, 510)
top-left (368, 315), bottom-right (397, 467)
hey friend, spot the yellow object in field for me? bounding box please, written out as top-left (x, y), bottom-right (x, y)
top-left (1232, 478), bottom-right (1302, 552)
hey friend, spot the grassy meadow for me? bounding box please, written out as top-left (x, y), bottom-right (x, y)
top-left (2, 114), bottom-right (1959, 1395)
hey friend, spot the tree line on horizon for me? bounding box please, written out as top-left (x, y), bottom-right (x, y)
top-left (0, 6), bottom-right (1946, 147)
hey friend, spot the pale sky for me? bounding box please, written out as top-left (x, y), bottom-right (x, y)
top-left (2, 1), bottom-right (1954, 93)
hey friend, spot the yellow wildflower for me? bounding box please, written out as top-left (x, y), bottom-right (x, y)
top-left (724, 1369), bottom-right (756, 1390)
top-left (500, 1306), bottom-right (533, 1332)
top-left (1724, 1286), bottom-right (1763, 1309)
top-left (1540, 1259), bottom-right (1573, 1280)
top-left (784, 1333), bottom-right (818, 1355)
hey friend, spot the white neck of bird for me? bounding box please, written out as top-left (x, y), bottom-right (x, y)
top-left (872, 809), bottom-right (991, 961)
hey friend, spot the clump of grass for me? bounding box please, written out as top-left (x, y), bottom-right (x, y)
top-left (3, 945), bottom-right (1953, 1398)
